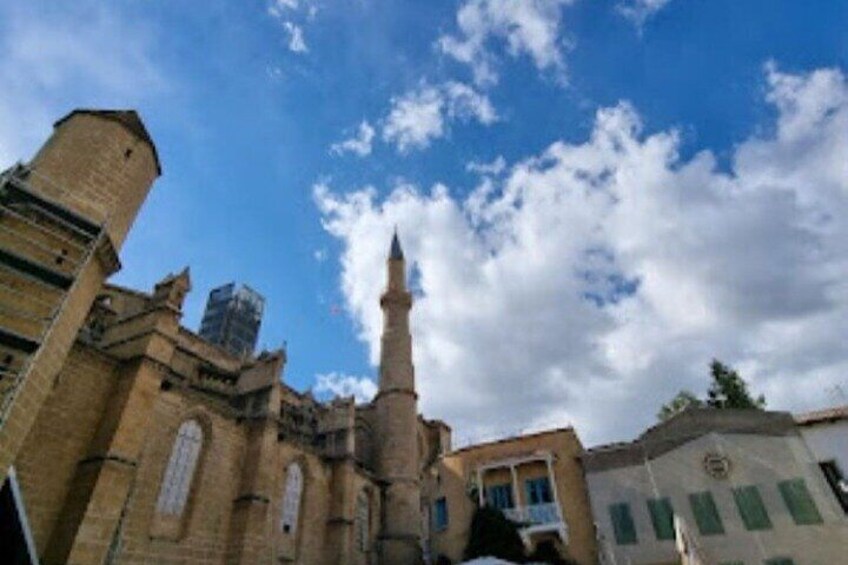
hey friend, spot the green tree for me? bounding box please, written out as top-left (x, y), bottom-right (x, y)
top-left (463, 506), bottom-right (526, 563)
top-left (657, 390), bottom-right (703, 421)
top-left (657, 360), bottom-right (766, 421)
top-left (706, 359), bottom-right (766, 409)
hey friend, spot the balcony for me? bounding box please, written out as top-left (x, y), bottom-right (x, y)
top-left (503, 502), bottom-right (561, 527)
top-left (474, 450), bottom-right (569, 545)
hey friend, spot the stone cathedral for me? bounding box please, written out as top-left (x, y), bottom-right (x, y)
top-left (0, 110), bottom-right (600, 564)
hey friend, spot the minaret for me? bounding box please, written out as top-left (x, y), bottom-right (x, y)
top-left (375, 232), bottom-right (421, 564)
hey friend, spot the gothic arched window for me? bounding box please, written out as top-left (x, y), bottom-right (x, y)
top-left (156, 420), bottom-right (203, 516)
top-left (280, 463), bottom-right (303, 534)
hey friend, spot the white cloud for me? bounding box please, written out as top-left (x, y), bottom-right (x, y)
top-left (283, 21), bottom-right (308, 53)
top-left (314, 372), bottom-right (378, 404)
top-left (382, 82), bottom-right (497, 153)
top-left (314, 248), bottom-right (328, 262)
top-left (0, 2), bottom-right (165, 166)
top-left (331, 120), bottom-right (376, 157)
top-left (266, 65), bottom-right (284, 82)
top-left (382, 87), bottom-right (445, 152)
top-left (268, 0), bottom-right (299, 17)
top-left (267, 0), bottom-right (312, 54)
top-left (437, 0), bottom-right (575, 86)
top-left (316, 64), bottom-right (848, 445)
top-left (467, 155), bottom-right (507, 176)
top-left (617, 0), bottom-right (673, 29)
top-left (443, 81), bottom-right (498, 123)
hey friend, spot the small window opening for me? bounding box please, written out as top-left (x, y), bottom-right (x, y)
top-left (55, 249), bottom-right (68, 266)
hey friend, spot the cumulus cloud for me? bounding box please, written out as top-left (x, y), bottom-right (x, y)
top-left (268, 0), bottom-right (311, 54)
top-left (617, 0), bottom-right (673, 29)
top-left (437, 0), bottom-right (575, 86)
top-left (282, 22), bottom-right (308, 53)
top-left (0, 2), bottom-right (165, 165)
top-left (466, 155), bottom-right (507, 176)
top-left (382, 82), bottom-right (497, 153)
top-left (316, 64), bottom-right (848, 445)
top-left (331, 120), bottom-right (376, 157)
top-left (268, 0), bottom-right (299, 14)
top-left (314, 372), bottom-right (378, 404)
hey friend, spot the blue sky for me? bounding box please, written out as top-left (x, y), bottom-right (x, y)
top-left (1, 0), bottom-right (847, 444)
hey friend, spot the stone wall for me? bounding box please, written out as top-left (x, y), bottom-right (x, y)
top-left (15, 345), bottom-right (119, 551)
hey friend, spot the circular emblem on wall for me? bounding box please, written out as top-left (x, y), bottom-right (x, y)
top-left (703, 453), bottom-right (732, 479)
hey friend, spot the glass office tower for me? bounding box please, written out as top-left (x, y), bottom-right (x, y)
top-left (198, 283), bottom-right (265, 357)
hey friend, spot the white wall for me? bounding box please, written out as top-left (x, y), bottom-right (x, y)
top-left (800, 420), bottom-right (848, 476)
top-left (587, 433), bottom-right (848, 565)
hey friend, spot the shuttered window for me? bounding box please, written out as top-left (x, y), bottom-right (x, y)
top-left (525, 477), bottom-right (553, 505)
top-left (609, 502), bottom-right (637, 545)
top-left (778, 479), bottom-right (823, 525)
top-left (434, 497), bottom-right (449, 531)
top-left (732, 485), bottom-right (772, 531)
top-left (688, 491), bottom-right (725, 535)
top-left (819, 461), bottom-right (848, 514)
top-left (646, 497), bottom-right (675, 540)
top-left (486, 484), bottom-right (514, 510)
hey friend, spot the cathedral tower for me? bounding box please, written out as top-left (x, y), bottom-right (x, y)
top-left (374, 232), bottom-right (422, 564)
top-left (0, 110), bottom-right (160, 485)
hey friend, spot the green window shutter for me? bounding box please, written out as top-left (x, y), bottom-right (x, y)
top-left (778, 479), bottom-right (823, 525)
top-left (608, 502), bottom-right (638, 545)
top-left (732, 486), bottom-right (772, 531)
top-left (688, 491), bottom-right (725, 535)
top-left (646, 498), bottom-right (675, 540)
top-left (764, 558), bottom-right (794, 565)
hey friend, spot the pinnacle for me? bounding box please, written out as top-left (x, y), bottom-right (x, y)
top-left (389, 229), bottom-right (404, 260)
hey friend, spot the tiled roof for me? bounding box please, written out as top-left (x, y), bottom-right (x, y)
top-left (582, 408), bottom-right (797, 472)
top-left (794, 405), bottom-right (848, 426)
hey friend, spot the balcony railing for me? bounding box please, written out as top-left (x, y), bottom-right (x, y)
top-left (502, 503), bottom-right (561, 527)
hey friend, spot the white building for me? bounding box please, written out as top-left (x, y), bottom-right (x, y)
top-left (583, 408), bottom-right (848, 565)
top-left (795, 405), bottom-right (848, 516)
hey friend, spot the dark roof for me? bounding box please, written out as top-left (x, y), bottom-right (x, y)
top-left (582, 408), bottom-right (797, 473)
top-left (795, 405), bottom-right (848, 426)
top-left (389, 231), bottom-right (404, 260)
top-left (54, 109), bottom-right (161, 175)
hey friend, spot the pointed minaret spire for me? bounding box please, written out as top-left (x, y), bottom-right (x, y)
top-left (389, 228), bottom-right (404, 260)
top-left (386, 229), bottom-right (407, 293)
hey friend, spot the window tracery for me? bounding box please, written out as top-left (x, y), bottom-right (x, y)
top-left (156, 420), bottom-right (203, 516)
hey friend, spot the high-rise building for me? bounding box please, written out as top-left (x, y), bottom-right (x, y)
top-left (198, 282), bottom-right (265, 357)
